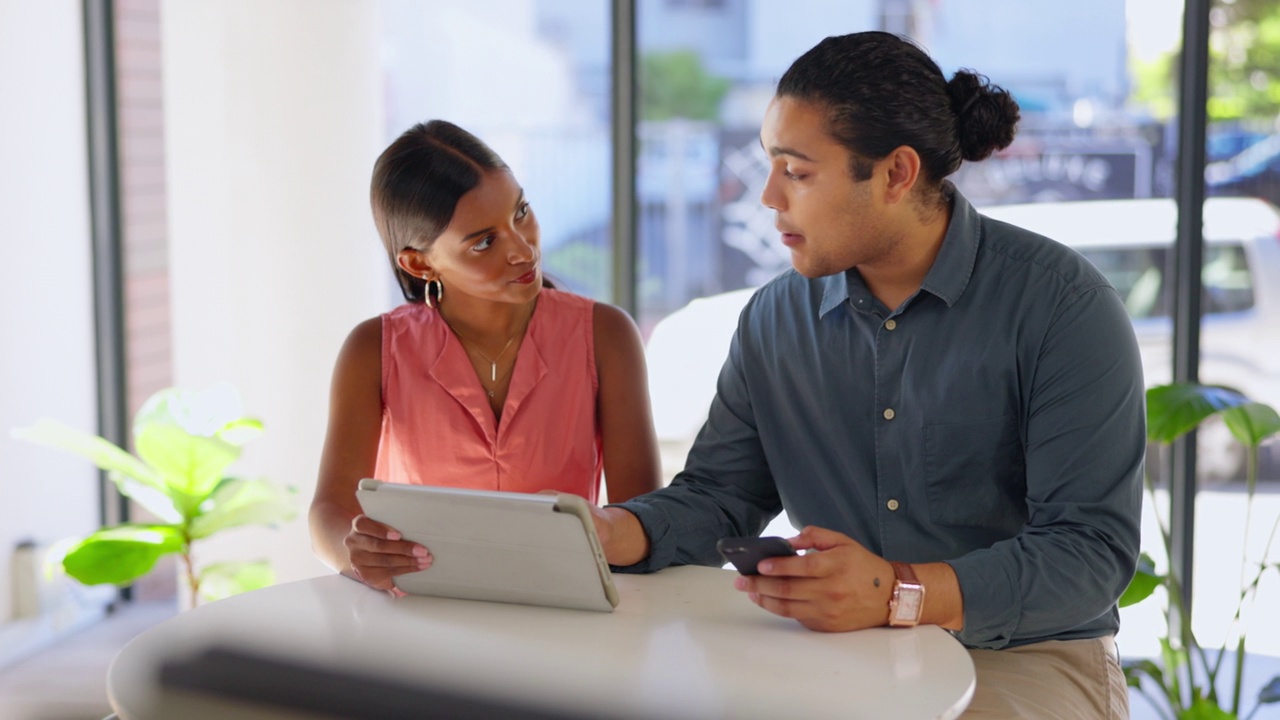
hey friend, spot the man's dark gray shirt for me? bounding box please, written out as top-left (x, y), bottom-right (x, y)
top-left (614, 188), bottom-right (1145, 650)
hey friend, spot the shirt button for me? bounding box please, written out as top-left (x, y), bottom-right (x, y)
top-left (884, 319), bottom-right (897, 330)
top-left (887, 499), bottom-right (900, 511)
top-left (883, 408), bottom-right (896, 420)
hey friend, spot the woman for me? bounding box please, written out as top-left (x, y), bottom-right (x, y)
top-left (310, 120), bottom-right (661, 593)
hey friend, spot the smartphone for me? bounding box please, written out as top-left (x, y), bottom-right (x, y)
top-left (715, 536), bottom-right (797, 575)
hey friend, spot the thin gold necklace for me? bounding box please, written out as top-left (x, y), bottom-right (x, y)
top-left (446, 305), bottom-right (535, 396)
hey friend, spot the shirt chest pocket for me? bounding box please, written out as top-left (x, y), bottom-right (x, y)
top-left (922, 415), bottom-right (1026, 530)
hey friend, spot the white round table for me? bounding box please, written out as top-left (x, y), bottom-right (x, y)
top-left (108, 565), bottom-right (974, 719)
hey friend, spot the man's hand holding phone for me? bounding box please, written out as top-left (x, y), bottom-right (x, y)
top-left (726, 526), bottom-right (907, 632)
top-left (716, 535), bottom-right (798, 575)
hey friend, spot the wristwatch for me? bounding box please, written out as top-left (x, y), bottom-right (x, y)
top-left (888, 562), bottom-right (925, 627)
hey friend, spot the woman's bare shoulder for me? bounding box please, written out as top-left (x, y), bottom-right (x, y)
top-left (335, 316), bottom-right (383, 376)
top-left (591, 301), bottom-right (640, 341)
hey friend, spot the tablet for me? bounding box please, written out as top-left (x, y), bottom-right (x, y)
top-left (355, 479), bottom-right (618, 612)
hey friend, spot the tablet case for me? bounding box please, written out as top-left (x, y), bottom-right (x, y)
top-left (355, 479), bottom-right (618, 612)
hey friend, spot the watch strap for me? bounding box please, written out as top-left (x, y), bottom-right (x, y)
top-left (890, 561), bottom-right (919, 585)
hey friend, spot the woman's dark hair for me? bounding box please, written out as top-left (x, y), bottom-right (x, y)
top-left (371, 120), bottom-right (508, 303)
top-left (776, 32), bottom-right (1020, 206)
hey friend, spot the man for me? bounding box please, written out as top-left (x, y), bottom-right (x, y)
top-left (593, 32), bottom-right (1144, 718)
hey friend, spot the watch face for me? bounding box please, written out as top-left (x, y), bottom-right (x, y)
top-left (894, 588), bottom-right (922, 620)
top-left (891, 583), bottom-right (925, 625)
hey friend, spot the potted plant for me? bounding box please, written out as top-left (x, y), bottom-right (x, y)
top-left (1122, 382), bottom-right (1280, 719)
top-left (11, 385), bottom-right (295, 609)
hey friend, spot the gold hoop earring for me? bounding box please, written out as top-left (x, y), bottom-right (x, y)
top-left (424, 278), bottom-right (443, 308)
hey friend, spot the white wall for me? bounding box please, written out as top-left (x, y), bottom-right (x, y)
top-left (0, 0), bottom-right (100, 624)
top-left (161, 0), bottom-right (388, 585)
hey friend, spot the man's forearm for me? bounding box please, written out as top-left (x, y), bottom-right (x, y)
top-left (598, 506), bottom-right (650, 567)
top-left (916, 561), bottom-right (964, 631)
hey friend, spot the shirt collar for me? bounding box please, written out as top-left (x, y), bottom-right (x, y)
top-left (817, 183), bottom-right (980, 318)
top-left (819, 272), bottom-right (851, 317)
top-left (918, 184), bottom-right (980, 308)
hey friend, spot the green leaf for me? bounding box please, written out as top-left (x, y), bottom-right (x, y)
top-left (1147, 383), bottom-right (1251, 444)
top-left (1220, 401), bottom-right (1280, 447)
top-left (11, 420), bottom-right (182, 522)
top-left (215, 418), bottom-right (265, 446)
top-left (108, 474), bottom-right (183, 523)
top-left (1259, 675), bottom-right (1280, 704)
top-left (1122, 658), bottom-right (1167, 689)
top-left (1121, 552), bottom-right (1165, 608)
top-left (1161, 637), bottom-right (1192, 679)
top-left (135, 424), bottom-right (239, 509)
top-left (188, 478), bottom-right (297, 539)
top-left (61, 525), bottom-right (185, 586)
top-left (198, 561), bottom-right (274, 603)
top-left (1179, 696), bottom-right (1235, 719)
top-left (12, 420), bottom-right (164, 493)
top-left (132, 387), bottom-right (188, 436)
top-left (132, 384), bottom-right (246, 439)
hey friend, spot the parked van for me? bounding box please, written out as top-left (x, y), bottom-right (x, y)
top-left (646, 197), bottom-right (1280, 483)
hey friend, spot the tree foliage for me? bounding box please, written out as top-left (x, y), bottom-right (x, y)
top-left (1207, 0), bottom-right (1280, 121)
top-left (640, 50), bottom-right (730, 122)
top-left (1129, 2), bottom-right (1280, 124)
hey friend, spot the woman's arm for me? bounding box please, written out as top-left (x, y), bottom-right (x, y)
top-left (309, 317), bottom-right (429, 590)
top-left (593, 302), bottom-right (663, 503)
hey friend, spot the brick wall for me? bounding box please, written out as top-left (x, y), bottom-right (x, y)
top-left (115, 0), bottom-right (176, 600)
top-left (115, 0), bottom-right (172, 422)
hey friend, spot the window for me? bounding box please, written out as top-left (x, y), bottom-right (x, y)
top-left (1080, 247), bottom-right (1171, 319)
top-left (636, 0), bottom-right (1185, 480)
top-left (1202, 245), bottom-right (1255, 314)
top-left (1079, 243), bottom-right (1255, 320)
top-left (376, 0), bottom-right (612, 300)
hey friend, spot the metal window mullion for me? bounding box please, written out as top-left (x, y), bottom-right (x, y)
top-left (83, 0), bottom-right (130, 534)
top-left (611, 0), bottom-right (637, 316)
top-left (1169, 0), bottom-right (1211, 640)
